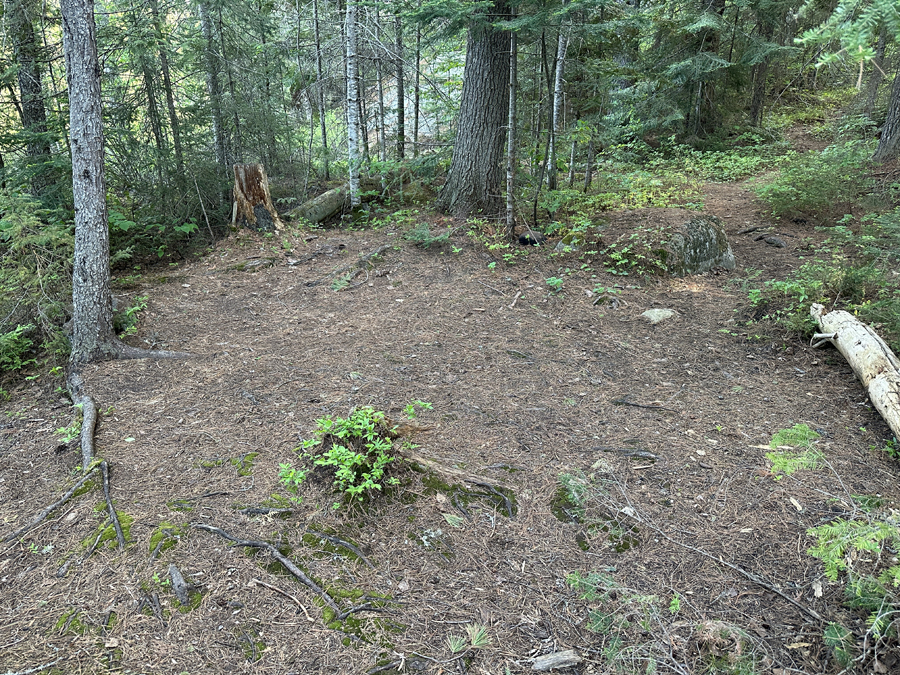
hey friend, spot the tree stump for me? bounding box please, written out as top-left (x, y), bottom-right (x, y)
top-left (231, 163), bottom-right (284, 232)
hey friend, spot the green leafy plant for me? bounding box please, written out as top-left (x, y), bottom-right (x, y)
top-left (292, 406), bottom-right (405, 508)
top-left (447, 623), bottom-right (492, 653)
top-left (278, 463), bottom-right (308, 504)
top-left (0, 323), bottom-right (36, 372)
top-left (405, 222), bottom-right (452, 248)
top-left (116, 296), bottom-right (148, 337)
top-left (545, 277), bottom-right (564, 293)
top-left (404, 400), bottom-right (433, 419)
top-left (765, 424), bottom-right (822, 479)
top-left (56, 405), bottom-right (84, 444)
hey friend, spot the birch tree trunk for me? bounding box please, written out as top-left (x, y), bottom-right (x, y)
top-left (506, 27), bottom-right (517, 236)
top-left (345, 0), bottom-right (361, 206)
top-left (437, 0), bottom-right (511, 218)
top-left (312, 0), bottom-right (330, 180)
top-left (547, 29), bottom-right (568, 191)
top-left (61, 0), bottom-right (116, 365)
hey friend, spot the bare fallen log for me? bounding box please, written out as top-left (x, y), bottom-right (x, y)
top-left (285, 177), bottom-right (380, 225)
top-left (810, 303), bottom-right (900, 440)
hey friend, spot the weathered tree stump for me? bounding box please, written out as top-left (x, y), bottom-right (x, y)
top-left (811, 303), bottom-right (900, 440)
top-left (232, 163), bottom-right (284, 232)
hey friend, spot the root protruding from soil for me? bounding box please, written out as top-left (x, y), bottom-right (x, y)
top-left (100, 461), bottom-right (126, 551)
top-left (192, 523), bottom-right (340, 612)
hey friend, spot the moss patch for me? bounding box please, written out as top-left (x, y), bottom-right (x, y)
top-left (54, 609), bottom-right (88, 635)
top-left (166, 498), bottom-right (194, 512)
top-left (83, 509), bottom-right (134, 550)
top-left (231, 452), bottom-right (258, 477)
top-left (148, 522), bottom-right (187, 556)
top-left (421, 472), bottom-right (517, 518)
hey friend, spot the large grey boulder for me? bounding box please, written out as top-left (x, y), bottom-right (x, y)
top-left (664, 215), bottom-right (735, 276)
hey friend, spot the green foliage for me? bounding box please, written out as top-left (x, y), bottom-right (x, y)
top-left (405, 222), bottom-right (452, 248)
top-left (289, 406), bottom-right (410, 508)
top-left (0, 323), bottom-right (36, 372)
top-left (765, 424), bottom-right (822, 479)
top-left (403, 400), bottom-right (432, 419)
top-left (770, 423), bottom-right (820, 448)
top-left (754, 141), bottom-right (875, 221)
top-left (0, 189), bottom-right (72, 367)
top-left (545, 276), bottom-right (564, 293)
top-left (278, 463), bottom-right (308, 504)
top-left (603, 225), bottom-right (669, 277)
top-left (115, 296), bottom-right (148, 337)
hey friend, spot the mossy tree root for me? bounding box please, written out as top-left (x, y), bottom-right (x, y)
top-left (0, 468), bottom-right (98, 544)
top-left (100, 461), bottom-right (126, 550)
top-left (191, 523), bottom-right (340, 612)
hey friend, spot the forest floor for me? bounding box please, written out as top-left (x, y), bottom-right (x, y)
top-left (2, 142), bottom-right (900, 675)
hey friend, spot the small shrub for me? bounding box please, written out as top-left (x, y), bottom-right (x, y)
top-left (405, 222), bottom-right (451, 248)
top-left (754, 140), bottom-right (875, 221)
top-left (0, 323), bottom-right (36, 372)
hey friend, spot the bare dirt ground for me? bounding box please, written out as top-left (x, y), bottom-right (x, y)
top-left (2, 174), bottom-right (899, 675)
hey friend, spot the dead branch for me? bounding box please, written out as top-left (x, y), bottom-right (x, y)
top-left (192, 523), bottom-right (339, 611)
top-left (306, 528), bottom-right (375, 568)
top-left (252, 577), bottom-right (314, 621)
top-left (466, 481), bottom-right (514, 518)
top-left (239, 506), bottom-right (295, 517)
top-left (811, 303), bottom-right (900, 441)
top-left (1, 467), bottom-right (98, 544)
top-left (76, 395), bottom-right (97, 470)
top-left (305, 245), bottom-right (390, 287)
top-left (596, 446), bottom-right (660, 461)
top-left (1, 657), bottom-right (64, 675)
top-left (100, 461), bottom-right (126, 551)
top-left (612, 396), bottom-right (676, 412)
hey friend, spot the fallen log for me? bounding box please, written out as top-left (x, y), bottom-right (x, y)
top-left (285, 177), bottom-right (381, 225)
top-left (810, 303), bottom-right (900, 440)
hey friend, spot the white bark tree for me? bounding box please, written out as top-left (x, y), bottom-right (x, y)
top-left (345, 0), bottom-right (361, 206)
top-left (547, 29), bottom-right (569, 191)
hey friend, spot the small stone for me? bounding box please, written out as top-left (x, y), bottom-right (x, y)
top-left (764, 236), bottom-right (786, 248)
top-left (641, 308), bottom-right (677, 324)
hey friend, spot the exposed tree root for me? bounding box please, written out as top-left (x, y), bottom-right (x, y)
top-left (252, 577), bottom-right (314, 621)
top-left (76, 394), bottom-right (97, 471)
top-left (100, 461), bottom-right (126, 551)
top-left (306, 528), bottom-right (376, 569)
top-left (1, 468), bottom-right (98, 544)
top-left (192, 523), bottom-right (340, 612)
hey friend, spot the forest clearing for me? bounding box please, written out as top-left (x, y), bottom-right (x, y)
top-left (4, 0), bottom-right (900, 672)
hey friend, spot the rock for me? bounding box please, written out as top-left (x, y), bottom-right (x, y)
top-left (555, 233), bottom-right (583, 253)
top-left (641, 308), bottom-right (677, 324)
top-left (664, 215), bottom-right (735, 276)
top-left (764, 236), bottom-right (786, 248)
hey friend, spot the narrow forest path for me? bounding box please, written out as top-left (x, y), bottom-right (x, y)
top-left (2, 170), bottom-right (897, 674)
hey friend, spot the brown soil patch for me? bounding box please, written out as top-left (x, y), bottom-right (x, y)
top-left (2, 179), bottom-right (899, 674)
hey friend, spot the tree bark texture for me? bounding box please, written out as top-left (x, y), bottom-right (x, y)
top-left (232, 163), bottom-right (284, 232)
top-left (873, 69), bottom-right (900, 163)
top-left (437, 0), bottom-right (511, 218)
top-left (413, 22), bottom-right (421, 158)
top-left (61, 0), bottom-right (117, 365)
top-left (547, 29), bottom-right (568, 191)
top-left (506, 27), bottom-right (517, 234)
top-left (811, 303), bottom-right (900, 442)
top-left (345, 0), bottom-right (361, 206)
top-left (6, 0), bottom-right (52, 188)
top-left (312, 0), bottom-right (330, 180)
top-left (395, 11), bottom-right (405, 160)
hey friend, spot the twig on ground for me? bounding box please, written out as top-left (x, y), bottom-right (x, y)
top-left (239, 506), bottom-right (295, 517)
top-left (1, 657), bottom-right (64, 675)
top-left (508, 291), bottom-right (522, 308)
top-left (595, 446), bottom-right (659, 460)
top-left (612, 396), bottom-right (676, 412)
top-left (1, 467), bottom-right (97, 544)
top-left (168, 564), bottom-right (195, 605)
top-left (192, 523), bottom-right (340, 611)
top-left (252, 578), bottom-right (314, 622)
top-left (306, 528), bottom-right (376, 569)
top-left (476, 280), bottom-right (506, 296)
top-left (100, 461), bottom-right (126, 550)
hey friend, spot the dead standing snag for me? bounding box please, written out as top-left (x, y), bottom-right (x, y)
top-left (231, 163), bottom-right (284, 232)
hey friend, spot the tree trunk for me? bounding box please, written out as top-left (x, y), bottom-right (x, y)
top-left (437, 0), bottom-right (511, 218)
top-left (865, 29), bottom-right (888, 120)
top-left (217, 7), bottom-right (242, 163)
top-left (873, 69), bottom-right (900, 163)
top-left (312, 0), bottom-right (330, 180)
top-left (395, 11), bottom-right (405, 160)
top-left (199, 1), bottom-right (227, 178)
top-left (149, 0), bottom-right (184, 177)
top-left (231, 164), bottom-right (284, 232)
top-left (506, 26), bottom-right (517, 236)
top-left (376, 13), bottom-right (387, 164)
top-left (61, 0), bottom-right (117, 365)
top-left (413, 22), bottom-right (421, 158)
top-left (748, 23), bottom-right (773, 128)
top-left (583, 137), bottom-right (595, 191)
top-left (6, 0), bottom-right (52, 192)
top-left (548, 29), bottom-right (568, 191)
top-left (345, 0), bottom-right (361, 206)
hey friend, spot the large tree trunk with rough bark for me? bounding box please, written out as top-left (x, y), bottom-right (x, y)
top-left (873, 70), bottom-right (900, 163)
top-left (437, 0), bottom-right (511, 218)
top-left (61, 0), bottom-right (117, 366)
top-left (506, 26), bottom-right (517, 235)
top-left (811, 303), bottom-right (900, 441)
top-left (232, 164), bottom-right (284, 232)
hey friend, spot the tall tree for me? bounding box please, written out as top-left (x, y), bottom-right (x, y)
top-left (436, 0), bottom-right (511, 218)
top-left (60, 0), bottom-right (116, 365)
top-left (5, 0), bottom-right (52, 191)
top-left (345, 0), bottom-right (362, 205)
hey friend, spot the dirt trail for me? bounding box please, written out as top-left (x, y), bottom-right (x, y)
top-left (1, 177), bottom-right (897, 674)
